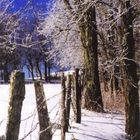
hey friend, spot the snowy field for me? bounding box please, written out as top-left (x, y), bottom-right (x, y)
top-left (0, 84), bottom-right (127, 140)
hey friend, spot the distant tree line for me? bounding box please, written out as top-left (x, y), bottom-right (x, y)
top-left (0, 0), bottom-right (54, 83)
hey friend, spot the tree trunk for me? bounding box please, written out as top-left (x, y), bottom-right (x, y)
top-left (81, 6), bottom-right (103, 112)
top-left (28, 59), bottom-right (34, 80)
top-left (74, 69), bottom-right (81, 123)
top-left (63, 0), bottom-right (103, 112)
top-left (6, 71), bottom-right (25, 140)
top-left (48, 62), bottom-right (51, 83)
top-left (44, 61), bottom-right (48, 82)
top-left (36, 61), bottom-right (42, 80)
top-left (65, 74), bottom-right (72, 132)
top-left (114, 65), bottom-right (120, 92)
top-left (34, 81), bottom-right (52, 140)
top-left (27, 66), bottom-right (31, 78)
top-left (30, 68), bottom-right (34, 80)
top-left (61, 73), bottom-right (66, 140)
top-left (123, 1), bottom-right (139, 139)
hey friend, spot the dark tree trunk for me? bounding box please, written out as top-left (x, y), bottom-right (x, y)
top-left (28, 59), bottom-right (34, 80)
top-left (44, 61), bottom-right (48, 82)
top-left (34, 81), bottom-right (52, 140)
top-left (36, 61), bottom-right (42, 80)
top-left (30, 67), bottom-right (34, 80)
top-left (65, 74), bottom-right (72, 132)
top-left (27, 67), bottom-right (31, 78)
top-left (74, 69), bottom-right (81, 123)
top-left (81, 6), bottom-right (103, 112)
top-left (48, 62), bottom-right (51, 83)
top-left (123, 1), bottom-right (139, 139)
top-left (6, 71), bottom-right (25, 140)
top-left (114, 65), bottom-right (120, 92)
top-left (61, 73), bottom-right (66, 140)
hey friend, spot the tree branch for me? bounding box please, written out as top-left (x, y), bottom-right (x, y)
top-left (63, 0), bottom-right (73, 13)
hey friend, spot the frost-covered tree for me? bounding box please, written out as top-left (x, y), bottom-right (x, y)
top-left (40, 0), bottom-right (84, 69)
top-left (41, 0), bottom-right (104, 111)
top-left (0, 0), bottom-right (21, 82)
top-left (97, 0), bottom-right (140, 138)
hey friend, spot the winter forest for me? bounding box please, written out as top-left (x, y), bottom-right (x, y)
top-left (0, 0), bottom-right (140, 140)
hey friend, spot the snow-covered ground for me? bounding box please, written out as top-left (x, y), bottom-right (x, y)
top-left (0, 84), bottom-right (127, 140)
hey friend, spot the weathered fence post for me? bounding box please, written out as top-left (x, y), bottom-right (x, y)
top-left (6, 70), bottom-right (25, 140)
top-left (61, 73), bottom-right (66, 140)
top-left (65, 74), bottom-right (72, 132)
top-left (72, 69), bottom-right (81, 123)
top-left (34, 80), bottom-right (52, 140)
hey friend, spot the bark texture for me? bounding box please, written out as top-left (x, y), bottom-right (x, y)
top-left (80, 6), bottom-right (103, 112)
top-left (6, 70), bottom-right (25, 140)
top-left (63, 0), bottom-right (103, 112)
top-left (74, 69), bottom-right (81, 123)
top-left (123, 1), bottom-right (139, 139)
top-left (65, 74), bottom-right (72, 132)
top-left (34, 81), bottom-right (52, 140)
top-left (61, 73), bottom-right (66, 140)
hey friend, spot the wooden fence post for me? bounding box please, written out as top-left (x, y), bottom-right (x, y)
top-left (65, 74), bottom-right (72, 132)
top-left (6, 70), bottom-right (25, 140)
top-left (61, 73), bottom-right (66, 140)
top-left (74, 69), bottom-right (81, 123)
top-left (34, 80), bottom-right (52, 140)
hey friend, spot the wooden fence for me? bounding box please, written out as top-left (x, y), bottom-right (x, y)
top-left (0, 69), bottom-right (82, 140)
top-left (60, 69), bottom-right (82, 140)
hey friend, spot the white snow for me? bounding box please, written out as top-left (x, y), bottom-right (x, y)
top-left (0, 84), bottom-right (127, 140)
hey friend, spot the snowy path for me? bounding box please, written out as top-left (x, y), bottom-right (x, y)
top-left (0, 84), bottom-right (127, 140)
top-left (65, 110), bottom-right (126, 140)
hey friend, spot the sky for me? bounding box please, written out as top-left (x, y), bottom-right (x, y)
top-left (7, 0), bottom-right (52, 29)
top-left (9, 0), bottom-right (51, 13)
